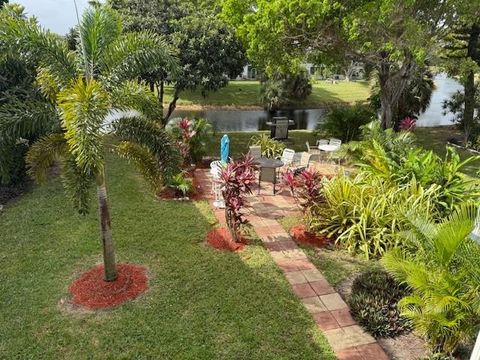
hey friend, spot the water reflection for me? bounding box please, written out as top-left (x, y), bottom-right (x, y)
top-left (172, 109), bottom-right (325, 132)
top-left (172, 74), bottom-right (462, 132)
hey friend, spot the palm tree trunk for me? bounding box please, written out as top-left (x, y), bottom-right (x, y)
top-left (96, 168), bottom-right (117, 281)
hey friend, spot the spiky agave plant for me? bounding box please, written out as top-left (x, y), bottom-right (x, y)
top-left (0, 4), bottom-right (180, 281)
top-left (382, 205), bottom-right (480, 355)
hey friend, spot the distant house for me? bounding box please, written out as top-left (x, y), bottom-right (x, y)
top-left (236, 62), bottom-right (364, 81)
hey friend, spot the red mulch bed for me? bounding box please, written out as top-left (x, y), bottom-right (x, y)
top-left (290, 224), bottom-right (332, 247)
top-left (69, 263), bottom-right (148, 310)
top-left (206, 227), bottom-right (245, 252)
top-left (157, 170), bottom-right (204, 200)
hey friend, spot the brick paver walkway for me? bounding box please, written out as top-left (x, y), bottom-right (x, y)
top-left (195, 169), bottom-right (389, 360)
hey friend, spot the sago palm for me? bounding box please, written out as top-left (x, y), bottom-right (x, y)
top-left (382, 205), bottom-right (480, 355)
top-left (0, 5), bottom-right (180, 281)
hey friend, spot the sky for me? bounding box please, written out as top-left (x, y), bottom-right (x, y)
top-left (15, 0), bottom-right (91, 35)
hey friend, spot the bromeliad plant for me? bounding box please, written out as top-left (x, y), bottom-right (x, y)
top-left (219, 154), bottom-right (256, 242)
top-left (166, 117), bottom-right (213, 165)
top-left (2, 5), bottom-right (180, 281)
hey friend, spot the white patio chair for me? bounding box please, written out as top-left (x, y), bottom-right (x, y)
top-left (305, 141), bottom-right (321, 155)
top-left (329, 138), bottom-right (342, 149)
top-left (293, 152), bottom-right (312, 173)
top-left (279, 148), bottom-right (295, 167)
top-left (210, 161), bottom-right (225, 208)
top-left (317, 139), bottom-right (329, 146)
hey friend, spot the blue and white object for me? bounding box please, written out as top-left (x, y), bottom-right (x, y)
top-left (220, 134), bottom-right (230, 163)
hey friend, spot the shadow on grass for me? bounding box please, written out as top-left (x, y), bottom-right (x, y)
top-left (0, 155), bottom-right (334, 359)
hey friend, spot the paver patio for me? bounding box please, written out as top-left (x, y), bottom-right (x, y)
top-left (195, 168), bottom-right (389, 360)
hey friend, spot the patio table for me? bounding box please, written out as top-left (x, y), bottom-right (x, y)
top-left (254, 157), bottom-right (284, 195)
top-left (318, 144), bottom-right (341, 152)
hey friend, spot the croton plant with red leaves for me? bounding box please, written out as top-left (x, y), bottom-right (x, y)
top-left (281, 167), bottom-right (324, 213)
top-left (177, 118), bottom-right (197, 163)
top-left (219, 154), bottom-right (256, 242)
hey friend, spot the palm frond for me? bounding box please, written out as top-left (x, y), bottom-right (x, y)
top-left (26, 133), bottom-right (68, 182)
top-left (101, 31), bottom-right (178, 85)
top-left (78, 5), bottom-right (122, 78)
top-left (57, 77), bottom-right (109, 175)
top-left (114, 141), bottom-right (163, 194)
top-left (0, 9), bottom-right (78, 87)
top-left (0, 97), bottom-right (58, 142)
top-left (111, 80), bottom-right (162, 121)
top-left (61, 155), bottom-right (95, 214)
top-left (111, 116), bottom-right (181, 181)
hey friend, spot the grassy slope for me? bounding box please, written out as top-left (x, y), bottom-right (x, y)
top-left (163, 80), bottom-right (371, 107)
top-left (0, 155), bottom-right (335, 359)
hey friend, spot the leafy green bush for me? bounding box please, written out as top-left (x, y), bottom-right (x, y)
top-left (250, 133), bottom-right (285, 158)
top-left (349, 268), bottom-right (412, 338)
top-left (260, 70), bottom-right (312, 110)
top-left (345, 121), bottom-right (479, 217)
top-left (316, 103), bottom-right (375, 142)
top-left (312, 171), bottom-right (441, 258)
top-left (383, 205), bottom-right (480, 356)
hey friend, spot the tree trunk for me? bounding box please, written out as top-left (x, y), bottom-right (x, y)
top-left (378, 53), bottom-right (415, 129)
top-left (463, 70), bottom-right (475, 144)
top-left (463, 24), bottom-right (480, 144)
top-left (148, 80), bottom-right (155, 93)
top-left (156, 80), bottom-right (165, 124)
top-left (96, 169), bottom-right (117, 282)
top-left (164, 88), bottom-right (180, 124)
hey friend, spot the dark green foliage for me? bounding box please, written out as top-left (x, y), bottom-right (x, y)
top-left (316, 103), bottom-right (375, 142)
top-left (260, 70), bottom-right (312, 110)
top-left (349, 268), bottom-right (412, 338)
top-left (0, 56), bottom-right (58, 185)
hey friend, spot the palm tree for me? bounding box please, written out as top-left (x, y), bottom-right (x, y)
top-left (382, 205), bottom-right (480, 355)
top-left (0, 5), bottom-right (180, 281)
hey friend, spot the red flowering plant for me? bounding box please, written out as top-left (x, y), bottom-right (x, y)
top-left (399, 116), bottom-right (416, 132)
top-left (177, 118), bottom-right (196, 163)
top-left (281, 167), bottom-right (324, 230)
top-left (219, 154), bottom-right (256, 242)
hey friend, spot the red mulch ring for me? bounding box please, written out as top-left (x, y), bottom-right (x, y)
top-left (157, 171), bottom-right (204, 200)
top-left (69, 263), bottom-right (148, 310)
top-left (290, 224), bottom-right (332, 247)
top-left (206, 227), bottom-right (245, 252)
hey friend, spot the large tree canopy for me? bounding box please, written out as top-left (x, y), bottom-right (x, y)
top-left (219, 0), bottom-right (455, 129)
top-left (110, 0), bottom-right (247, 122)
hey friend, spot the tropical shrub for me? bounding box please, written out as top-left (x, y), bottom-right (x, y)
top-left (168, 172), bottom-right (193, 198)
top-left (349, 268), bottom-right (412, 338)
top-left (250, 133), bottom-right (285, 158)
top-left (312, 171), bottom-right (441, 258)
top-left (166, 117), bottom-right (213, 164)
top-left (383, 205), bottom-right (480, 356)
top-left (399, 116), bottom-right (416, 131)
top-left (346, 122), bottom-right (479, 217)
top-left (219, 154), bottom-right (256, 242)
top-left (281, 168), bottom-right (324, 229)
top-left (260, 69), bottom-right (312, 110)
top-left (315, 103), bottom-right (376, 143)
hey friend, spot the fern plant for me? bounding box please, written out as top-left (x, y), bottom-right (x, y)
top-left (382, 205), bottom-right (480, 355)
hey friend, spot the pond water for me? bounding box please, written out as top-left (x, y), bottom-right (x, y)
top-left (172, 74), bottom-right (463, 132)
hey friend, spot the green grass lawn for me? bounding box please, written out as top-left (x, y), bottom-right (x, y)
top-left (163, 80), bottom-right (370, 108)
top-left (206, 131), bottom-right (316, 159)
top-left (0, 155), bottom-right (335, 359)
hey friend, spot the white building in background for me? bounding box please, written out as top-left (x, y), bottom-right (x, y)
top-left (237, 62), bottom-right (365, 81)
